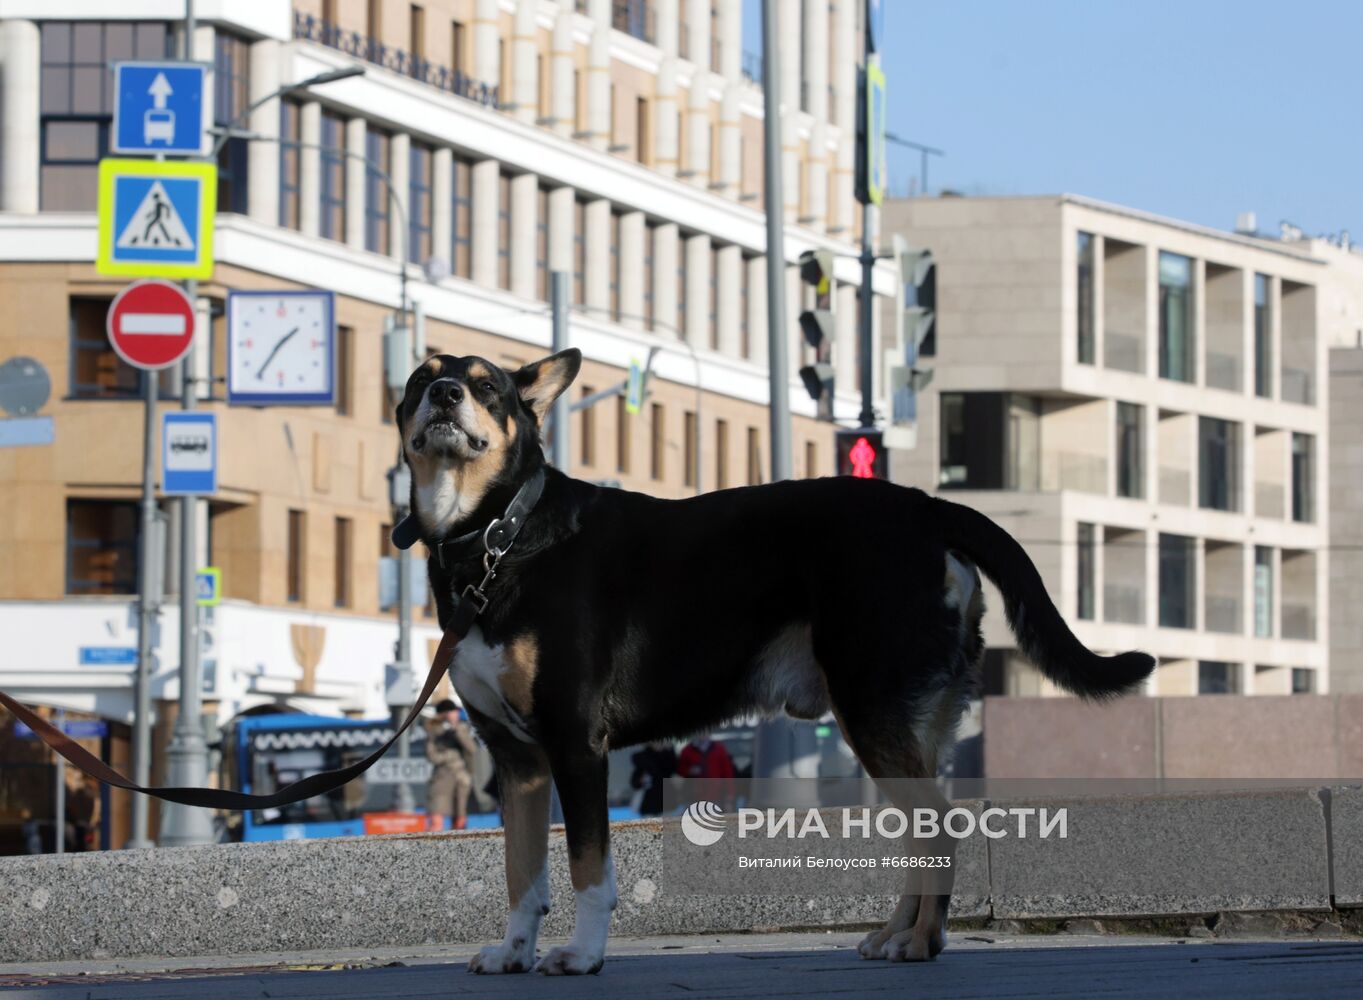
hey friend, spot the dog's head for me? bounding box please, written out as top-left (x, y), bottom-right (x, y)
top-left (391, 349), bottom-right (581, 547)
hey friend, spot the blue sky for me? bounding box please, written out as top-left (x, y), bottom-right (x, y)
top-left (744, 1), bottom-right (1363, 239)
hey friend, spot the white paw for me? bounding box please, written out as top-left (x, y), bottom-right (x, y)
top-left (857, 929), bottom-right (890, 960)
top-left (534, 943), bottom-right (604, 975)
top-left (467, 939), bottom-right (535, 974)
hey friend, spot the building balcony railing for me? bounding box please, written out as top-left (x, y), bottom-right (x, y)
top-left (1204, 595), bottom-right (1241, 634)
top-left (1104, 330), bottom-right (1143, 374)
top-left (294, 12), bottom-right (500, 112)
top-left (1159, 466), bottom-right (1190, 506)
top-left (1041, 451), bottom-right (1107, 494)
top-left (1256, 481), bottom-right (1284, 519)
top-left (1103, 583), bottom-right (1145, 625)
top-left (1282, 603), bottom-right (1315, 641)
top-left (1282, 367), bottom-right (1315, 406)
top-left (1206, 351), bottom-right (1241, 392)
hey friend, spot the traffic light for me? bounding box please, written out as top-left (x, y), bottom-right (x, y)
top-left (835, 427), bottom-right (888, 480)
top-left (798, 249), bottom-right (836, 421)
top-left (885, 237), bottom-right (936, 448)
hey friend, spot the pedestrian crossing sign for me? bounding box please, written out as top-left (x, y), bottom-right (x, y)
top-left (97, 158), bottom-right (216, 279)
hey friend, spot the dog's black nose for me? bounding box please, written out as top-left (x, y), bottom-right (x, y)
top-left (429, 378), bottom-right (463, 407)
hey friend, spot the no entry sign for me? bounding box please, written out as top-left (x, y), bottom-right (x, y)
top-left (107, 279), bottom-right (196, 371)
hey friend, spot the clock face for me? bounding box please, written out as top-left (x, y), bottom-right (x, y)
top-left (227, 290), bottom-right (336, 405)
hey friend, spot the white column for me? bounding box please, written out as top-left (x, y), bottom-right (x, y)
top-left (585, 198), bottom-right (610, 313)
top-left (620, 211), bottom-right (645, 330)
top-left (246, 38), bottom-right (281, 226)
top-left (588, 1), bottom-right (611, 152)
top-left (685, 233), bottom-right (711, 347)
top-left (390, 133), bottom-right (411, 261)
top-left (782, 117), bottom-right (801, 223)
top-left (0, 20), bottom-right (39, 213)
top-left (806, 120), bottom-right (827, 232)
top-left (718, 84), bottom-right (742, 196)
top-left (716, 244), bottom-right (741, 356)
top-left (833, 0), bottom-right (856, 234)
top-left (779, 0), bottom-right (801, 113)
top-left (803, 0), bottom-right (828, 121)
top-left (548, 185), bottom-right (573, 274)
top-left (432, 147), bottom-right (453, 270)
top-left (471, 159), bottom-right (499, 287)
top-left (299, 101), bottom-right (322, 238)
top-left (551, 11), bottom-right (575, 138)
top-left (720, 0), bottom-right (741, 81)
top-left (656, 59), bottom-right (680, 178)
top-left (654, 223), bottom-right (680, 339)
top-left (685, 0), bottom-right (711, 185)
top-left (511, 172), bottom-right (538, 298)
top-left (512, 0), bottom-right (539, 124)
top-left (657, 0), bottom-right (679, 55)
top-left (473, 0), bottom-right (500, 90)
top-left (835, 281), bottom-right (857, 393)
top-left (748, 256), bottom-right (769, 366)
top-left (345, 117), bottom-right (367, 252)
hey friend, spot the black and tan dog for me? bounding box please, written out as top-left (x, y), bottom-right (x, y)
top-left (391, 349), bottom-right (1154, 975)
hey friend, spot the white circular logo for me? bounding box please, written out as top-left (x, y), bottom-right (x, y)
top-left (681, 801), bottom-right (726, 846)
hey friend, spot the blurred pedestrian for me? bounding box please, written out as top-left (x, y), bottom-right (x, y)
top-left (678, 734), bottom-right (735, 808)
top-left (427, 699), bottom-right (477, 830)
top-left (629, 740), bottom-right (677, 816)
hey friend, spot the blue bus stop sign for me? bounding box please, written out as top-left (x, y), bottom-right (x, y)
top-left (113, 61), bottom-right (211, 156)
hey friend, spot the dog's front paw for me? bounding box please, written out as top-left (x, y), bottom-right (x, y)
top-left (883, 926), bottom-right (947, 963)
top-left (534, 944), bottom-right (604, 975)
top-left (856, 928), bottom-right (891, 959)
top-left (468, 938), bottom-right (535, 974)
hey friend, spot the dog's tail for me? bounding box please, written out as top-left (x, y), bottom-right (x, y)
top-left (933, 495), bottom-right (1154, 700)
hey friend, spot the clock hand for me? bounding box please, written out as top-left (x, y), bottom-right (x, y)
top-left (254, 327), bottom-right (300, 381)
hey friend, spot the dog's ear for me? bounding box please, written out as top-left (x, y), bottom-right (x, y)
top-left (512, 349), bottom-right (582, 424)
top-left (391, 515), bottom-right (422, 550)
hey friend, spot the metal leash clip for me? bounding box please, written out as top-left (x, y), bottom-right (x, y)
top-left (461, 518), bottom-right (516, 616)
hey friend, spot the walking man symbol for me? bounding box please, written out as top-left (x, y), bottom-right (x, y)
top-left (115, 179), bottom-right (195, 252)
top-left (138, 190), bottom-right (180, 246)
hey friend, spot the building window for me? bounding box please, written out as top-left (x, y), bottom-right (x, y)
top-left (650, 403), bottom-right (665, 480)
top-left (1077, 232), bottom-right (1095, 364)
top-left (573, 197), bottom-right (587, 305)
top-left (70, 296), bottom-right (136, 399)
top-left (580, 385), bottom-right (596, 466)
top-left (1198, 661), bottom-right (1240, 695)
top-left (610, 210), bottom-right (623, 322)
top-left (335, 325), bottom-right (353, 416)
top-left (451, 155), bottom-right (472, 278)
top-left (334, 516), bottom-right (352, 608)
top-left (1116, 401), bottom-right (1144, 499)
top-left (1254, 273), bottom-right (1271, 398)
top-left (1158, 533), bottom-right (1196, 629)
top-left (574, 68), bottom-right (587, 135)
top-left (39, 21), bottom-right (172, 210)
top-left (409, 141), bottom-right (434, 265)
top-left (1292, 668), bottom-right (1315, 694)
top-left (709, 247), bottom-right (720, 350)
top-left (497, 172), bottom-right (512, 290)
top-left (677, 242), bottom-right (688, 338)
top-left (66, 499), bottom-right (138, 595)
top-left (683, 411), bottom-right (698, 488)
top-left (747, 427), bottom-right (762, 485)
top-left (716, 419), bottom-right (729, 489)
top-left (1158, 251), bottom-right (1194, 383)
top-left (643, 221), bottom-right (657, 329)
top-left (536, 185), bottom-right (550, 301)
top-left (804, 439), bottom-right (818, 479)
top-left (1198, 417), bottom-right (1240, 512)
top-left (279, 100), bottom-right (302, 229)
top-left (1291, 432), bottom-right (1315, 522)
top-left (287, 509), bottom-right (305, 602)
top-left (636, 96), bottom-right (651, 164)
top-left (365, 127), bottom-right (392, 254)
top-left (319, 111), bottom-right (347, 242)
top-left (739, 256), bottom-right (751, 358)
top-left (939, 392), bottom-right (1039, 491)
top-left (1077, 522), bottom-right (1096, 620)
top-left (409, 3), bottom-right (426, 62)
top-left (616, 394), bottom-right (631, 474)
top-left (214, 32), bottom-right (251, 214)
top-left (1254, 546), bottom-right (1273, 638)
top-left (451, 20), bottom-right (466, 76)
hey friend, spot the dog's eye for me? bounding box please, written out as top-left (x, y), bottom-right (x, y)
top-left (480, 381), bottom-right (495, 394)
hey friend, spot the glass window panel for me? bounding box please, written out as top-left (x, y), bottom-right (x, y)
top-left (41, 164), bottom-right (98, 211)
top-left (45, 121), bottom-right (101, 161)
top-left (104, 23), bottom-right (134, 60)
top-left (134, 23), bottom-right (169, 59)
top-left (41, 22), bottom-right (71, 62)
top-left (71, 67), bottom-right (105, 114)
top-left (40, 68), bottom-right (73, 114)
top-left (71, 22), bottom-right (103, 63)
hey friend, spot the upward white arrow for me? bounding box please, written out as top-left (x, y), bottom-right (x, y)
top-left (148, 72), bottom-right (173, 110)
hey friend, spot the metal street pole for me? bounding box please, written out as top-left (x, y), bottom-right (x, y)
top-left (128, 372), bottom-right (158, 849)
top-left (550, 271), bottom-right (570, 471)
top-left (53, 708), bottom-right (65, 854)
top-left (761, 0), bottom-right (792, 482)
top-left (857, 199), bottom-right (875, 429)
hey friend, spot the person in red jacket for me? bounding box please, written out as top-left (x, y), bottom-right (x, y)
top-left (678, 735), bottom-right (735, 809)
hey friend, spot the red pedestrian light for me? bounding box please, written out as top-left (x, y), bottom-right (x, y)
top-left (835, 428), bottom-right (888, 480)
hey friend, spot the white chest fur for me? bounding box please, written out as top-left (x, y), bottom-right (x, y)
top-left (449, 625), bottom-right (535, 742)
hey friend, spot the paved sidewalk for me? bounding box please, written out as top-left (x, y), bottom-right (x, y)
top-left (2, 932), bottom-right (1360, 998)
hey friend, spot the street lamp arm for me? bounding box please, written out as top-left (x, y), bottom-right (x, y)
top-left (209, 66), bottom-right (367, 158)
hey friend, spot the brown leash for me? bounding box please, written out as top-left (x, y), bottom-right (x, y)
top-left (0, 628), bottom-right (463, 812)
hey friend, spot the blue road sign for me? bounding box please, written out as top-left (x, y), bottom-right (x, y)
top-left (15, 720), bottom-right (109, 740)
top-left (163, 411), bottom-right (217, 495)
top-left (79, 647), bottom-right (137, 666)
top-left (196, 567), bottom-right (222, 607)
top-left (102, 161), bottom-right (215, 276)
top-left (0, 415), bottom-right (54, 448)
top-left (113, 61), bottom-right (211, 156)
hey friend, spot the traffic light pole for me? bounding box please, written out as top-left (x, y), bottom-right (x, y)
top-left (550, 271), bottom-right (570, 471)
top-left (761, 0), bottom-right (792, 481)
top-left (128, 370), bottom-right (158, 849)
top-left (857, 199), bottom-right (876, 429)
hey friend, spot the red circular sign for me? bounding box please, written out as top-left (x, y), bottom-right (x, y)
top-left (106, 280), bottom-right (196, 371)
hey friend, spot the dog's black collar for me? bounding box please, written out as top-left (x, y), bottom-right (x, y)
top-left (390, 466), bottom-right (547, 570)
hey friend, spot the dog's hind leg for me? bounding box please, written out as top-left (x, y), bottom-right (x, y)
top-left (536, 749), bottom-right (616, 975)
top-left (468, 741), bottom-right (552, 975)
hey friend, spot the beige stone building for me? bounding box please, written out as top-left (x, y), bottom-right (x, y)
top-left (884, 195), bottom-right (1329, 698)
top-left (0, 1), bottom-right (892, 849)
